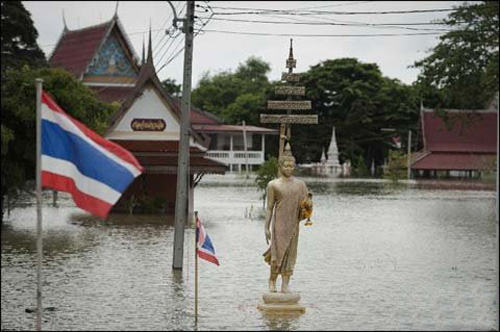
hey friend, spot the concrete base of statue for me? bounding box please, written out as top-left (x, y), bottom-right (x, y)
top-left (257, 292), bottom-right (305, 314)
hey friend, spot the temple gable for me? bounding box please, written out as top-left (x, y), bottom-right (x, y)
top-left (88, 34), bottom-right (136, 78)
top-left (107, 85), bottom-right (181, 141)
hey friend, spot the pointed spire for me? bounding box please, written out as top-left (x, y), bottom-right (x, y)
top-left (62, 9), bottom-right (68, 32)
top-left (114, 1), bottom-right (119, 18)
top-left (147, 21), bottom-right (153, 65)
top-left (286, 38), bottom-right (296, 70)
top-left (141, 35), bottom-right (145, 66)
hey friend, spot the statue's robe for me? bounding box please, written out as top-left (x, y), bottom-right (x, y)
top-left (263, 176), bottom-right (308, 276)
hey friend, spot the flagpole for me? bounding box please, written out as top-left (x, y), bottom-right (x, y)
top-left (194, 211), bottom-right (198, 326)
top-left (35, 78), bottom-right (43, 331)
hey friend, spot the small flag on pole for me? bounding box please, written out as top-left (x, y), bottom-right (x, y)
top-left (196, 216), bottom-right (220, 266)
top-left (40, 91), bottom-right (144, 219)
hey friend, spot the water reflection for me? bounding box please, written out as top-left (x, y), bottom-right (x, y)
top-left (261, 312), bottom-right (302, 331)
top-left (1, 177), bottom-right (497, 331)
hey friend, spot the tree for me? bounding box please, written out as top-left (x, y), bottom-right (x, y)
top-left (255, 157), bottom-right (278, 208)
top-left (384, 150), bottom-right (407, 182)
top-left (191, 56), bottom-right (273, 125)
top-left (0, 1), bottom-right (46, 78)
top-left (161, 78), bottom-right (181, 97)
top-left (1, 67), bottom-right (118, 218)
top-left (413, 1), bottom-right (499, 109)
top-left (298, 58), bottom-right (418, 170)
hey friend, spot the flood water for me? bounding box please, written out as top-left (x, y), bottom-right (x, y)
top-left (1, 175), bottom-right (498, 331)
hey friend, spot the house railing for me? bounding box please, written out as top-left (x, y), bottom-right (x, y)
top-left (206, 150), bottom-right (264, 165)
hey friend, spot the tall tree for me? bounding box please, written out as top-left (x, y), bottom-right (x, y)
top-left (0, 1), bottom-right (46, 77)
top-left (191, 56), bottom-right (273, 125)
top-left (413, 1), bottom-right (499, 109)
top-left (297, 58), bottom-right (418, 168)
top-left (161, 78), bottom-right (181, 97)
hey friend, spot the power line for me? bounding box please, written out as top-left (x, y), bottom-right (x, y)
top-left (209, 6), bottom-right (460, 16)
top-left (153, 2), bottom-right (186, 64)
top-left (200, 29), bottom-right (444, 37)
top-left (208, 17), bottom-right (454, 32)
top-left (156, 4), bottom-right (214, 76)
top-left (291, 1), bottom-right (375, 10)
top-left (94, 3), bottom-right (186, 94)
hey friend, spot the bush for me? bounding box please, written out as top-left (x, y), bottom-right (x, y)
top-left (255, 157), bottom-right (278, 208)
top-left (384, 150), bottom-right (407, 182)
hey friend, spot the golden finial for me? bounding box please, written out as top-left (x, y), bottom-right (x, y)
top-left (280, 142), bottom-right (296, 165)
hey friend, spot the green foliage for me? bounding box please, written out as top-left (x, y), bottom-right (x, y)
top-left (223, 93), bottom-right (266, 124)
top-left (1, 67), bottom-right (118, 217)
top-left (297, 58), bottom-right (419, 169)
top-left (191, 56), bottom-right (273, 126)
top-left (0, 1), bottom-right (46, 77)
top-left (384, 150), bottom-right (407, 182)
top-left (255, 157), bottom-right (278, 206)
top-left (413, 1), bottom-right (499, 109)
top-left (161, 78), bottom-right (181, 97)
top-left (351, 154), bottom-right (371, 178)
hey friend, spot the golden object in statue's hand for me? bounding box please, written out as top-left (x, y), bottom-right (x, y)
top-left (300, 192), bottom-right (314, 227)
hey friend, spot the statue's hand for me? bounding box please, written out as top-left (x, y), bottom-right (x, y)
top-left (265, 229), bottom-right (271, 245)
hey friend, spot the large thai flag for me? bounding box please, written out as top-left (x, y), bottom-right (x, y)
top-left (41, 91), bottom-right (143, 218)
top-left (196, 216), bottom-right (220, 266)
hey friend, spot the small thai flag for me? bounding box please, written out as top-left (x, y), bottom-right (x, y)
top-left (41, 91), bottom-right (144, 219)
top-left (196, 216), bottom-right (220, 266)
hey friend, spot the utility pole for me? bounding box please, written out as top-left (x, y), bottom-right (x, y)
top-left (495, 91), bottom-right (499, 331)
top-left (173, 0), bottom-right (195, 270)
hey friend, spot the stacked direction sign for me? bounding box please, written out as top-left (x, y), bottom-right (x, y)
top-left (260, 39), bottom-right (318, 159)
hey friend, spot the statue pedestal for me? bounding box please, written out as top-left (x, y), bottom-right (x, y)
top-left (257, 292), bottom-right (305, 314)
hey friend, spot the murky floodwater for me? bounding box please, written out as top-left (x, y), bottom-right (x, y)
top-left (1, 175), bottom-right (498, 331)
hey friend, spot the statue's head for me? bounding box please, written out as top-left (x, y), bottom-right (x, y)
top-left (279, 143), bottom-right (296, 178)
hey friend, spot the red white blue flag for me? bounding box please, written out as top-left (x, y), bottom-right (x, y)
top-left (196, 216), bottom-right (220, 266)
top-left (41, 91), bottom-right (144, 219)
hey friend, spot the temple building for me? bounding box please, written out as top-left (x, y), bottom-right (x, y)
top-left (49, 14), bottom-right (230, 216)
top-left (411, 104), bottom-right (498, 178)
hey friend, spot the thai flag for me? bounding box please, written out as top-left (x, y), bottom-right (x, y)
top-left (41, 91), bottom-right (144, 218)
top-left (196, 216), bottom-right (220, 266)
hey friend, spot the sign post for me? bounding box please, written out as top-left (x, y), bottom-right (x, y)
top-left (260, 39), bottom-right (318, 159)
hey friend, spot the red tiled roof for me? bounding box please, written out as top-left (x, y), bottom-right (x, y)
top-left (192, 124), bottom-right (278, 134)
top-left (411, 152), bottom-right (496, 171)
top-left (137, 155), bottom-right (223, 167)
top-left (50, 22), bottom-right (111, 77)
top-left (90, 86), bottom-right (135, 103)
top-left (111, 140), bottom-right (226, 174)
top-left (190, 108), bottom-right (220, 125)
top-left (423, 110), bottom-right (497, 153)
top-left (111, 140), bottom-right (204, 154)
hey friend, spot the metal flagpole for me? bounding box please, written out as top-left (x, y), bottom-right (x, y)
top-left (194, 211), bottom-right (198, 326)
top-left (35, 78), bottom-right (43, 331)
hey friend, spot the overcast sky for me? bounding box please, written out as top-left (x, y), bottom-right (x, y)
top-left (24, 1), bottom-right (466, 87)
